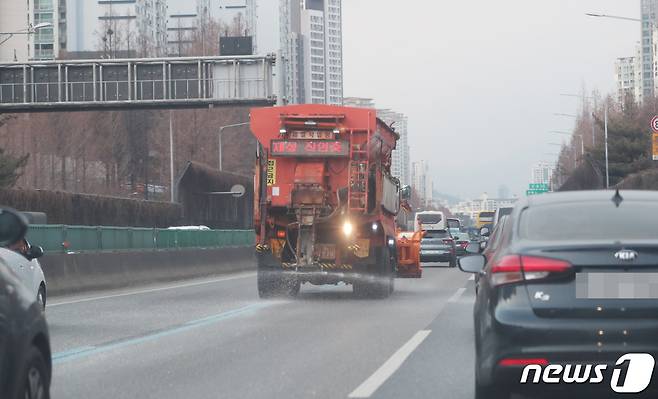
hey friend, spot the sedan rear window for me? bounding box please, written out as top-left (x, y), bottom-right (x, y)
top-left (519, 201), bottom-right (658, 241)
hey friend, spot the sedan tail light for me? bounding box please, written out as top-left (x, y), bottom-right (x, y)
top-left (490, 255), bottom-right (572, 287)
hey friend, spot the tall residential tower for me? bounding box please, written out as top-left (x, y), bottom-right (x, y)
top-left (280, 0), bottom-right (343, 105)
top-left (65, 0), bottom-right (167, 56)
top-left (641, 0), bottom-right (658, 99)
top-left (0, 0), bottom-right (60, 62)
top-left (344, 97), bottom-right (412, 188)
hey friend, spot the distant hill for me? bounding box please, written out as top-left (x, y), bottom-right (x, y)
top-left (432, 190), bottom-right (463, 206)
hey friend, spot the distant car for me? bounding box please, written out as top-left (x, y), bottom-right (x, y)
top-left (459, 191), bottom-right (658, 398)
top-left (465, 227), bottom-right (480, 240)
top-left (451, 233), bottom-right (471, 256)
top-left (447, 217), bottom-right (462, 235)
top-left (0, 208), bottom-right (52, 399)
top-left (1, 240), bottom-right (46, 311)
top-left (420, 230), bottom-right (456, 267)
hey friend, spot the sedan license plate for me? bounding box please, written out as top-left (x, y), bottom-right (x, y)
top-left (576, 272), bottom-right (658, 299)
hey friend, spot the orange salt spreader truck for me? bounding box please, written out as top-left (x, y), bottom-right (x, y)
top-left (250, 104), bottom-right (421, 299)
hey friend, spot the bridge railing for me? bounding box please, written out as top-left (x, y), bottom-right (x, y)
top-left (0, 77), bottom-right (269, 103)
top-left (0, 55), bottom-right (275, 111)
top-left (26, 224), bottom-right (255, 254)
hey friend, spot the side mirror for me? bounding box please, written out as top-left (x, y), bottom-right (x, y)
top-left (400, 185), bottom-right (411, 200)
top-left (27, 245), bottom-right (44, 260)
top-left (466, 242), bottom-right (481, 254)
top-left (458, 255), bottom-right (486, 274)
top-left (480, 226), bottom-right (490, 237)
top-left (0, 208), bottom-right (28, 247)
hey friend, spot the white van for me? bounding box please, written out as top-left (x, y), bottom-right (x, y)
top-left (414, 211), bottom-right (447, 232)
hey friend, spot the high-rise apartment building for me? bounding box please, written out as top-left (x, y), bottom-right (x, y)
top-left (531, 162), bottom-right (553, 186)
top-left (343, 97), bottom-right (375, 108)
top-left (378, 109), bottom-right (411, 187)
top-left (196, 0), bottom-right (257, 51)
top-left (65, 0), bottom-right (167, 56)
top-left (0, 0), bottom-right (60, 62)
top-left (411, 161), bottom-right (428, 207)
top-left (280, 0), bottom-right (343, 105)
top-left (167, 0), bottom-right (198, 56)
top-left (615, 54), bottom-right (641, 104)
top-left (343, 97), bottom-right (411, 187)
top-left (641, 0), bottom-right (658, 99)
top-left (451, 194), bottom-right (518, 220)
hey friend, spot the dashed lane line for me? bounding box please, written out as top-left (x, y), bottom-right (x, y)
top-left (348, 330), bottom-right (432, 398)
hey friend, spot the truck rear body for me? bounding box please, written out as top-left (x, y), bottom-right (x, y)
top-left (250, 105), bottom-right (403, 293)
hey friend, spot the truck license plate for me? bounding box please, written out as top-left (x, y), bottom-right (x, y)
top-left (315, 244), bottom-right (336, 260)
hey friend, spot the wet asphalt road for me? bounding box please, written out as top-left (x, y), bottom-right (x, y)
top-left (47, 263), bottom-right (479, 399)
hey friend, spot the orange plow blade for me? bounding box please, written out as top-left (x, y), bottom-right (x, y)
top-left (396, 230), bottom-right (424, 278)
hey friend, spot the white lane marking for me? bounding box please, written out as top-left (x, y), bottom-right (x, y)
top-left (448, 287), bottom-right (467, 303)
top-left (49, 272), bottom-right (256, 307)
top-left (348, 330), bottom-right (432, 398)
top-left (468, 274), bottom-right (475, 281)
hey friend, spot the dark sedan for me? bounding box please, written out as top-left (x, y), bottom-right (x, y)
top-left (459, 190), bottom-right (658, 399)
top-left (420, 230), bottom-right (457, 267)
top-left (452, 233), bottom-right (471, 256)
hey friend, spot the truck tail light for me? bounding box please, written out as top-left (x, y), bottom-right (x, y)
top-left (490, 255), bottom-right (571, 287)
top-left (276, 230), bottom-right (286, 238)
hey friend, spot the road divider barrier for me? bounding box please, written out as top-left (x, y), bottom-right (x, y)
top-left (27, 225), bottom-right (254, 253)
top-left (24, 225), bottom-right (256, 296)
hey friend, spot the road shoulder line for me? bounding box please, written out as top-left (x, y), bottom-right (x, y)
top-left (53, 302), bottom-right (269, 364)
top-left (49, 272), bottom-right (256, 307)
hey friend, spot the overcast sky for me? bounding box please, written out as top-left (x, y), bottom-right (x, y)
top-left (259, 0), bottom-right (639, 200)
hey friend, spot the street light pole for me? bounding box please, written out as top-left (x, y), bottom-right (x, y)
top-left (218, 122), bottom-right (250, 171)
top-left (0, 22), bottom-right (53, 48)
top-left (584, 13), bottom-right (641, 189)
top-left (585, 13), bottom-right (641, 22)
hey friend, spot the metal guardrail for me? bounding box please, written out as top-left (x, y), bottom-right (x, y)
top-left (26, 225), bottom-right (255, 254)
top-left (0, 55), bottom-right (276, 112)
